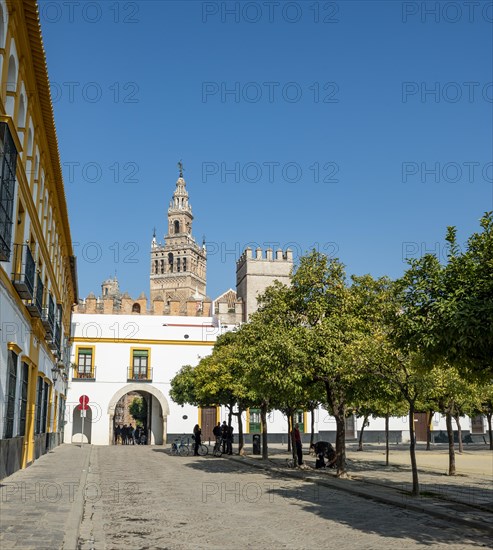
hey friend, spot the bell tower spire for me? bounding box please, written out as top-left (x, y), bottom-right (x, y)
top-left (150, 164), bottom-right (207, 312)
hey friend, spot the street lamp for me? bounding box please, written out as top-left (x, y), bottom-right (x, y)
top-left (51, 361), bottom-right (64, 383)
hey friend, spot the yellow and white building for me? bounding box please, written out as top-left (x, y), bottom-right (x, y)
top-left (0, 0), bottom-right (77, 478)
top-left (66, 313), bottom-right (220, 445)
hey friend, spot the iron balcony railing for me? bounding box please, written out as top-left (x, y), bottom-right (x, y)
top-left (41, 294), bottom-right (55, 335)
top-left (12, 244), bottom-right (35, 300)
top-left (72, 365), bottom-right (97, 380)
top-left (26, 273), bottom-right (43, 318)
top-left (54, 322), bottom-right (61, 354)
top-left (127, 366), bottom-right (153, 382)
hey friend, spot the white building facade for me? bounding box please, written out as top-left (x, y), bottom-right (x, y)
top-left (65, 313), bottom-right (221, 445)
top-left (65, 311), bottom-right (487, 447)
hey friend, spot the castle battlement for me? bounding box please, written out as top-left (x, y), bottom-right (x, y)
top-left (236, 247), bottom-right (294, 321)
top-left (237, 247), bottom-right (293, 267)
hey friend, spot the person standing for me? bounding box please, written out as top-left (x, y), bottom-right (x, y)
top-left (221, 421), bottom-right (228, 453)
top-left (293, 423), bottom-right (303, 466)
top-left (115, 424), bottom-right (121, 445)
top-left (193, 424), bottom-right (202, 456)
top-left (213, 422), bottom-right (221, 441)
top-left (226, 425), bottom-right (234, 455)
top-left (212, 422), bottom-right (221, 452)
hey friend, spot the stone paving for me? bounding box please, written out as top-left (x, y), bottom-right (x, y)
top-left (234, 442), bottom-right (493, 533)
top-left (0, 444), bottom-right (91, 549)
top-left (256, 442), bottom-right (493, 510)
top-left (0, 443), bottom-right (492, 549)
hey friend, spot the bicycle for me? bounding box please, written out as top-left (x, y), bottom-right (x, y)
top-left (212, 437), bottom-right (223, 457)
top-left (191, 434), bottom-right (209, 456)
top-left (170, 436), bottom-right (190, 456)
top-left (197, 442), bottom-right (209, 456)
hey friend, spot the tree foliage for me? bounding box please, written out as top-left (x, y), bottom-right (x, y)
top-left (168, 215), bottom-right (492, 489)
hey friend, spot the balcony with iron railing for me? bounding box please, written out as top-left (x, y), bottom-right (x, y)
top-left (12, 244), bottom-right (35, 300)
top-left (72, 365), bottom-right (97, 381)
top-left (127, 366), bottom-right (153, 382)
top-left (41, 294), bottom-right (55, 335)
top-left (54, 322), bottom-right (61, 354)
top-left (26, 273), bottom-right (43, 318)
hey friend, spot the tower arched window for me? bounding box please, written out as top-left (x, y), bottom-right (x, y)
top-left (174, 220), bottom-right (180, 234)
top-left (132, 303), bottom-right (141, 313)
top-left (168, 253), bottom-right (174, 273)
top-left (183, 258), bottom-right (187, 272)
top-left (177, 258), bottom-right (181, 272)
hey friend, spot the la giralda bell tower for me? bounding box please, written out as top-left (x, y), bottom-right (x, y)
top-left (150, 164), bottom-right (207, 311)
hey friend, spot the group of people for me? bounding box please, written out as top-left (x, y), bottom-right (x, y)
top-left (114, 424), bottom-right (147, 445)
top-left (191, 421), bottom-right (234, 456)
top-left (292, 423), bottom-right (337, 469)
top-left (191, 421), bottom-right (335, 468)
top-left (213, 421), bottom-right (234, 454)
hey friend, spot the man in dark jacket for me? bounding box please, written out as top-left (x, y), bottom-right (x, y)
top-left (221, 421), bottom-right (229, 452)
top-left (293, 423), bottom-right (303, 466)
top-left (226, 425), bottom-right (234, 455)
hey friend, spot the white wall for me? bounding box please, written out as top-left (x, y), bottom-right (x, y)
top-left (65, 313), bottom-right (217, 445)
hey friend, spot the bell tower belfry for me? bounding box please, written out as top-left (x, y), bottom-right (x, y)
top-left (150, 164), bottom-right (207, 311)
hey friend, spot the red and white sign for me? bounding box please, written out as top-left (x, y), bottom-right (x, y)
top-left (78, 395), bottom-right (90, 411)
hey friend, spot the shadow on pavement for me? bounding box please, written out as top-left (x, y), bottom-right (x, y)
top-left (150, 448), bottom-right (492, 547)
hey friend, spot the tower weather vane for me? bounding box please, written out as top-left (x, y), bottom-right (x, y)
top-left (177, 160), bottom-right (184, 177)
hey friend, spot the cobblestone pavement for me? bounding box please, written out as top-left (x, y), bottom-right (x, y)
top-left (0, 444), bottom-right (91, 550)
top-left (1, 444), bottom-right (492, 550)
top-left (260, 442), bottom-right (493, 513)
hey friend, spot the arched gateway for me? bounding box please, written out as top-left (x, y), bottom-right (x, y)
top-left (107, 384), bottom-right (170, 446)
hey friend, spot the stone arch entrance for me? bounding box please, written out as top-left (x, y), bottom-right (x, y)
top-left (107, 384), bottom-right (170, 446)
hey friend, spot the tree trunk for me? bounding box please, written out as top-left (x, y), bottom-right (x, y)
top-left (310, 407), bottom-right (315, 449)
top-left (454, 414), bottom-right (463, 454)
top-left (235, 407), bottom-right (244, 455)
top-left (385, 413), bottom-right (389, 466)
top-left (426, 410), bottom-right (433, 451)
top-left (287, 415), bottom-right (291, 452)
top-left (324, 382), bottom-right (347, 477)
top-left (487, 412), bottom-right (493, 450)
top-left (408, 404), bottom-right (419, 496)
top-left (446, 411), bottom-right (456, 475)
top-left (260, 403), bottom-right (268, 460)
top-left (290, 413), bottom-right (297, 463)
top-left (334, 411), bottom-right (347, 477)
top-left (358, 413), bottom-right (369, 451)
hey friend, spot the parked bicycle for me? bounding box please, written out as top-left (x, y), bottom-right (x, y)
top-left (170, 436), bottom-right (209, 456)
top-left (197, 442), bottom-right (209, 456)
top-left (213, 437), bottom-right (224, 457)
top-left (170, 436), bottom-right (191, 456)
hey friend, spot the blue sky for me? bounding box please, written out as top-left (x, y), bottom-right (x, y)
top-left (40, 0), bottom-right (492, 300)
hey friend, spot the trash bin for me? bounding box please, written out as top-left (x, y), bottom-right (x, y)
top-left (252, 434), bottom-right (261, 455)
